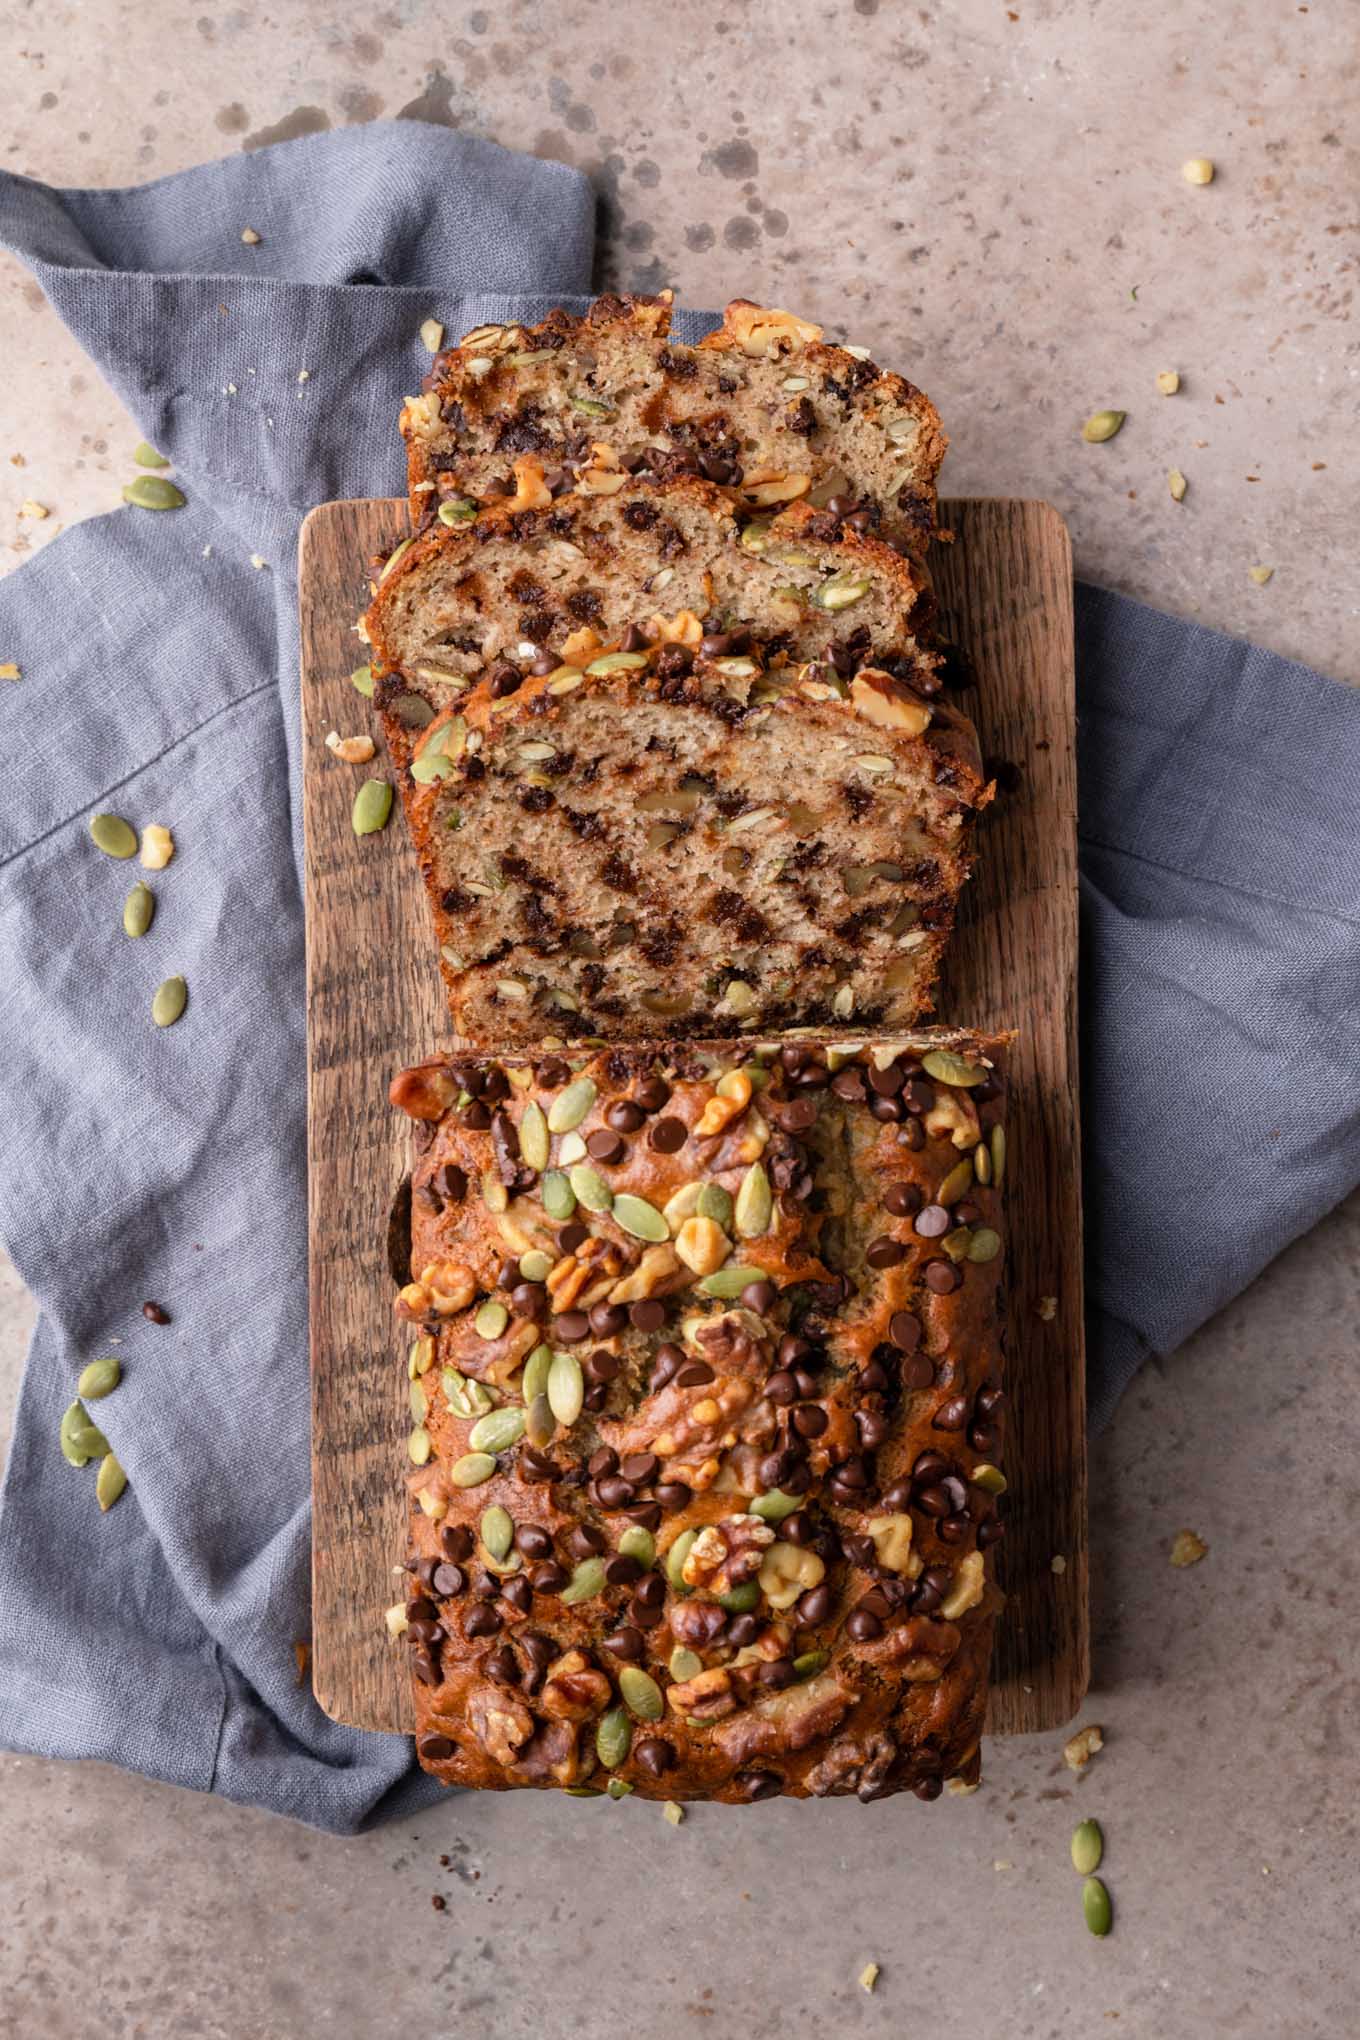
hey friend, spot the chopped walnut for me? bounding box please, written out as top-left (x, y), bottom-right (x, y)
top-left (759, 1540), bottom-right (825, 1610)
top-left (468, 1684), bottom-right (534, 1766)
top-left (674, 1215), bottom-right (731, 1275)
top-left (925, 1086), bottom-right (982, 1149)
top-left (649, 608), bottom-right (706, 646)
top-left (540, 1649), bottom-right (613, 1721)
top-left (1063, 1722), bottom-right (1105, 1770)
top-left (742, 473), bottom-right (811, 507)
top-left (508, 455), bottom-right (553, 511)
top-left (940, 1550), bottom-right (986, 1620)
top-left (666, 1665), bottom-right (737, 1722)
top-left (1170, 1528), bottom-right (1208, 1568)
top-left (718, 300), bottom-right (824, 358)
top-left (389, 1065), bottom-right (457, 1121)
top-left (610, 1244), bottom-right (682, 1301)
top-left (681, 1513), bottom-right (774, 1592)
top-left (851, 669), bottom-right (933, 736)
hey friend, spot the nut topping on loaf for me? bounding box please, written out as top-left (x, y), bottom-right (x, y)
top-left (393, 1032), bottom-right (1009, 1803)
top-left (402, 292), bottom-right (947, 558)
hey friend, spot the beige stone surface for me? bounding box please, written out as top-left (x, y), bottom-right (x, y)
top-left (0, 3), bottom-right (1355, 2035)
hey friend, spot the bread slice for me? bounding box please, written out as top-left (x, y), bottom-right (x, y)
top-left (401, 293), bottom-right (946, 557)
top-left (391, 634), bottom-right (987, 1043)
top-left (363, 475), bottom-right (944, 767)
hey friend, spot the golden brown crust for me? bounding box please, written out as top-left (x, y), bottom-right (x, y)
top-left (392, 1031), bottom-right (1009, 1804)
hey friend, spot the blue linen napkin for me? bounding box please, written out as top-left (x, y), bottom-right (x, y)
top-left (0, 121), bottom-right (1355, 1830)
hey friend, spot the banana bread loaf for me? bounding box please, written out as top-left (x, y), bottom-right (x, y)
top-left (392, 633), bottom-right (987, 1042)
top-left (402, 292), bottom-right (947, 556)
top-left (390, 1029), bottom-right (1009, 1803)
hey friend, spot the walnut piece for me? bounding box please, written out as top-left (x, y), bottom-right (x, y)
top-left (1170, 1528), bottom-right (1208, 1568)
top-left (1063, 1722), bottom-right (1105, 1770)
top-left (850, 669), bottom-right (932, 737)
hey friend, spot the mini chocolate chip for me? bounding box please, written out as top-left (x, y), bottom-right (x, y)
top-left (630, 1299), bottom-right (666, 1332)
top-left (740, 1280), bottom-right (777, 1314)
top-left (869, 1094), bottom-right (905, 1123)
top-left (781, 1510), bottom-right (815, 1547)
top-left (588, 1446), bottom-right (619, 1478)
top-left (589, 1301), bottom-right (628, 1337)
top-left (880, 1479), bottom-right (912, 1511)
top-left (595, 1475), bottom-right (635, 1509)
top-left (602, 1626), bottom-right (646, 1660)
top-left (855, 1408), bottom-right (889, 1449)
top-left (925, 1260), bottom-right (962, 1294)
top-left (868, 1062), bottom-right (906, 1098)
top-left (915, 1204), bottom-right (950, 1238)
top-left (463, 1605), bottom-right (501, 1638)
top-left (649, 1115), bottom-right (687, 1153)
top-left (584, 1347), bottom-right (622, 1382)
top-left (510, 1281), bottom-right (547, 1318)
top-left (866, 1236), bottom-right (906, 1269)
top-left (634, 1076), bottom-right (671, 1112)
top-left (502, 1576), bottom-right (534, 1614)
top-left (797, 1583), bottom-right (834, 1623)
top-left (563, 1521), bottom-right (606, 1558)
top-left (486, 1644), bottom-right (520, 1682)
top-left (791, 1404), bottom-right (828, 1438)
top-left (675, 1360), bottom-right (715, 1387)
top-left (846, 1608), bottom-right (882, 1641)
top-left (606, 1099), bottom-right (646, 1132)
top-left (889, 1311), bottom-right (922, 1353)
top-left (431, 1563), bottom-right (466, 1597)
top-left (530, 1561), bottom-right (569, 1593)
top-left (651, 1343), bottom-right (686, 1389)
top-left (831, 1068), bottom-right (867, 1102)
top-left (620, 1451), bottom-right (659, 1483)
top-left (932, 1395), bottom-right (970, 1431)
top-left (634, 1737), bottom-right (674, 1777)
top-left (558, 1222), bottom-right (589, 1255)
top-left (586, 1127), bottom-right (626, 1164)
top-left (884, 1181), bottom-right (923, 1217)
top-left (859, 1359), bottom-right (890, 1395)
top-left (654, 1480), bottom-right (693, 1511)
top-left (633, 1572), bottom-right (665, 1609)
top-left (765, 1370), bottom-right (798, 1406)
top-left (605, 1553), bottom-right (644, 1586)
top-left (555, 1310), bottom-right (590, 1343)
top-left (440, 1524), bottom-right (475, 1561)
top-left (515, 1524), bottom-right (553, 1560)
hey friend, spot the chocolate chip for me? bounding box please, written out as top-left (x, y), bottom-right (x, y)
top-left (884, 1181), bottom-right (922, 1217)
top-left (588, 1301), bottom-right (628, 1338)
top-left (866, 1236), bottom-right (907, 1269)
top-left (510, 1281), bottom-right (547, 1319)
top-left (649, 1115), bottom-right (687, 1153)
top-left (514, 1524), bottom-right (553, 1563)
top-left (584, 1346), bottom-right (622, 1383)
top-left (606, 1099), bottom-right (646, 1132)
top-left (831, 1068), bottom-right (867, 1103)
top-left (654, 1480), bottom-right (692, 1511)
top-left (486, 1644), bottom-right (520, 1682)
top-left (604, 1553), bottom-right (644, 1586)
top-left (558, 1222), bottom-right (589, 1255)
top-left (634, 1737), bottom-right (674, 1777)
top-left (889, 1311), bottom-right (922, 1353)
top-left (518, 1446), bottom-right (560, 1482)
top-left (791, 1404), bottom-right (828, 1438)
top-left (969, 1422), bottom-right (998, 1453)
top-left (555, 1310), bottom-right (590, 1343)
top-left (463, 1605), bottom-right (501, 1638)
top-left (633, 1572), bottom-right (665, 1609)
top-left (651, 1343), bottom-right (686, 1390)
top-left (602, 1626), bottom-right (646, 1660)
top-left (937, 1513), bottom-right (971, 1543)
top-left (780, 1510), bottom-right (815, 1546)
top-left (439, 1524), bottom-right (475, 1561)
top-left (759, 1657), bottom-right (797, 1689)
top-left (141, 1301), bottom-right (171, 1325)
top-left (924, 1260), bottom-right (961, 1294)
top-left (976, 1383), bottom-right (1007, 1417)
top-left (766, 1371), bottom-right (798, 1406)
top-left (433, 1163), bottom-right (468, 1203)
top-left (846, 1607), bottom-right (883, 1642)
top-left (431, 1563), bottom-right (466, 1597)
top-left (530, 1561), bottom-right (569, 1592)
top-left (501, 1576), bottom-right (534, 1614)
top-left (735, 1769), bottom-right (783, 1801)
top-left (855, 1408), bottom-right (889, 1449)
top-left (595, 1475), bottom-right (635, 1509)
top-left (725, 1612), bottom-right (760, 1646)
top-left (770, 1095), bottom-right (819, 1133)
top-left (978, 1517), bottom-right (1006, 1548)
top-left (740, 1280), bottom-right (777, 1314)
top-left (915, 1204), bottom-right (950, 1238)
top-left (630, 1299), bottom-right (666, 1332)
top-left (932, 1395), bottom-right (970, 1431)
top-left (859, 1358), bottom-right (890, 1394)
top-left (488, 663), bottom-right (522, 698)
top-left (586, 1127), bottom-right (625, 1164)
top-left (902, 1353), bottom-right (934, 1389)
top-left (588, 1446), bottom-right (619, 1479)
top-left (536, 1058), bottom-right (570, 1088)
top-left (620, 1451), bottom-right (659, 1483)
top-left (462, 1099), bottom-right (492, 1130)
top-left (563, 1522), bottom-right (606, 1558)
top-left (634, 1076), bottom-right (671, 1112)
top-left (868, 1061), bottom-right (906, 1098)
top-left (675, 1360), bottom-right (715, 1388)
top-left (797, 1583), bottom-right (834, 1623)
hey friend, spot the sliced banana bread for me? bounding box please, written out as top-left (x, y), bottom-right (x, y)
top-left (402, 293), bottom-right (947, 557)
top-left (392, 633), bottom-right (987, 1043)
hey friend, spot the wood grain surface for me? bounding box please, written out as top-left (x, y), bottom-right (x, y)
top-left (300, 496), bottom-right (1087, 1742)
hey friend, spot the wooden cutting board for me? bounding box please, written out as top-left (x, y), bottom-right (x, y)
top-left (299, 497), bottom-right (1088, 1740)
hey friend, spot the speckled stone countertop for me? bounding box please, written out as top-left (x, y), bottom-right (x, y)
top-left (1, 4), bottom-right (1356, 2035)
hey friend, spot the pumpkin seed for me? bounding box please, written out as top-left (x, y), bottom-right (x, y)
top-left (1082, 1876), bottom-right (1113, 1936)
top-left (669, 1648), bottom-right (703, 1683)
top-left (974, 1140), bottom-right (993, 1187)
top-left (59, 1400), bottom-right (102, 1467)
top-left (991, 1123), bottom-right (1006, 1188)
top-left (442, 1368), bottom-right (493, 1418)
top-left (971, 1462), bottom-right (1007, 1495)
top-left (718, 1580), bottom-right (760, 1614)
top-left (596, 1706), bottom-right (632, 1769)
top-left (619, 1666), bottom-right (664, 1721)
top-left (548, 1076), bottom-right (597, 1132)
top-left (437, 496), bottom-right (478, 525)
top-left (750, 1488), bottom-right (801, 1524)
top-left (350, 664), bottom-right (375, 697)
top-left (586, 651), bottom-right (649, 674)
top-left (699, 1264), bottom-right (766, 1299)
top-left (519, 1249), bottom-right (553, 1283)
top-left (666, 1528), bottom-right (697, 1589)
top-left (1071, 1819), bottom-right (1104, 1875)
top-left (967, 1228), bottom-right (1002, 1264)
top-left (696, 1183), bottom-right (733, 1227)
top-left (569, 1163), bottom-right (613, 1213)
top-left (526, 1391), bottom-right (555, 1448)
top-left (522, 1344), bottom-right (553, 1403)
top-left (570, 394), bottom-right (615, 418)
top-left (792, 1649), bottom-right (830, 1680)
top-left (409, 1379), bottom-right (428, 1424)
top-left (734, 1163), bottom-right (773, 1237)
top-left (921, 1048), bottom-right (986, 1087)
top-left (152, 976), bottom-right (188, 1028)
top-left (815, 575), bottom-right (871, 611)
top-left (90, 812), bottom-right (138, 859)
top-left (613, 1192), bottom-right (668, 1242)
top-left (937, 1158), bottom-right (975, 1206)
top-left (1081, 410), bottom-right (1126, 444)
top-left (450, 1451), bottom-right (498, 1488)
top-left (409, 1337), bottom-right (434, 1379)
top-left (474, 1299), bottom-right (509, 1340)
top-left (468, 1406), bottom-right (526, 1454)
top-left (541, 1169), bottom-right (577, 1220)
top-left (408, 1426), bottom-right (432, 1466)
top-left (379, 536), bottom-right (413, 581)
top-left (388, 691), bottom-right (435, 728)
top-left (122, 475), bottom-right (186, 510)
top-left (480, 1505), bottom-right (515, 1561)
top-left (482, 1170), bottom-right (508, 1214)
top-left (96, 1452), bottom-right (128, 1511)
top-left (618, 1526), bottom-right (656, 1568)
top-left (547, 1349), bottom-right (584, 1427)
top-left (663, 1181), bottom-right (703, 1230)
top-left (351, 780), bottom-right (394, 835)
top-left (561, 1556), bottom-right (606, 1604)
top-left (122, 882), bottom-right (155, 938)
top-left (519, 1100), bottom-right (550, 1172)
top-left (77, 1357), bottom-right (121, 1401)
top-left (132, 441), bottom-right (169, 469)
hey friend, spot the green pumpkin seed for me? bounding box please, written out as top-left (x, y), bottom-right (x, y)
top-left (586, 651), bottom-right (650, 674)
top-left (1071, 1819), bottom-right (1104, 1875)
top-left (350, 663), bottom-right (375, 697)
top-left (921, 1048), bottom-right (986, 1087)
top-left (541, 1169), bottom-right (577, 1221)
top-left (815, 575), bottom-right (870, 611)
top-left (991, 1123), bottom-right (1007, 1188)
top-left (547, 1349), bottom-right (584, 1427)
top-left (596, 1706), bottom-right (632, 1769)
top-left (379, 536), bottom-right (413, 581)
top-left (388, 691), bottom-right (435, 730)
top-left (409, 1337), bottom-right (434, 1379)
top-left (474, 1299), bottom-right (509, 1340)
top-left (561, 1556), bottom-right (606, 1604)
top-left (792, 1649), bottom-right (830, 1680)
top-left (77, 1357), bottom-right (121, 1401)
top-left (618, 1526), bottom-right (656, 1568)
top-left (666, 1528), bottom-right (697, 1589)
top-left (352, 779), bottom-right (394, 836)
top-left (132, 441), bottom-right (169, 469)
top-left (122, 475), bottom-right (186, 510)
top-left (740, 517), bottom-right (773, 553)
top-left (90, 812), bottom-right (138, 859)
top-left (749, 1488), bottom-right (801, 1524)
top-left (122, 882), bottom-right (155, 939)
top-left (409, 1379), bottom-right (428, 1424)
top-left (669, 1646), bottom-right (702, 1681)
top-left (522, 1344), bottom-right (553, 1404)
top-left (1082, 1876), bottom-right (1113, 1936)
top-left (526, 1391), bottom-right (555, 1449)
top-left (519, 1100), bottom-right (550, 1172)
top-left (569, 1163), bottom-right (613, 1213)
top-left (480, 1505), bottom-right (515, 1561)
top-left (441, 1368), bottom-right (493, 1418)
top-left (96, 1452), bottom-right (128, 1511)
top-left (450, 1451), bottom-right (497, 1488)
top-left (734, 1163), bottom-right (773, 1238)
top-left (607, 1775), bottom-right (637, 1799)
top-left (468, 1406), bottom-right (526, 1454)
top-left (973, 1139), bottom-right (993, 1187)
top-left (698, 1264), bottom-right (766, 1300)
top-left (59, 1400), bottom-right (99, 1467)
top-left (519, 1249), bottom-right (553, 1283)
top-left (409, 744), bottom-right (458, 785)
top-left (613, 1193), bottom-right (668, 1242)
top-left (696, 1183), bottom-right (733, 1227)
top-left (152, 976), bottom-right (188, 1028)
top-left (1081, 409), bottom-right (1126, 444)
top-left (971, 1462), bottom-right (1007, 1495)
top-left (663, 1181), bottom-right (703, 1230)
top-left (408, 1426), bottom-right (432, 1466)
top-left (570, 394), bottom-right (615, 418)
top-left (937, 1158), bottom-right (975, 1206)
top-left (619, 1665), bottom-right (664, 1721)
top-left (967, 1228), bottom-right (1002, 1264)
top-left (548, 1076), bottom-right (596, 1133)
top-left (717, 1580), bottom-right (760, 1614)
top-left (437, 496), bottom-right (478, 525)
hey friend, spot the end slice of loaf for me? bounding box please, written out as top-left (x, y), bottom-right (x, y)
top-left (402, 293), bottom-right (946, 557)
top-left (393, 636), bottom-right (987, 1043)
